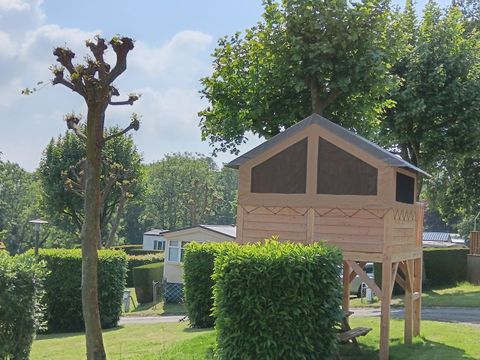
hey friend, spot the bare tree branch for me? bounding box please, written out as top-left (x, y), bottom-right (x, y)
top-left (102, 113), bottom-right (140, 143)
top-left (109, 93), bottom-right (141, 106)
top-left (108, 37), bottom-right (135, 84)
top-left (85, 36), bottom-right (109, 79)
top-left (64, 113), bottom-right (87, 141)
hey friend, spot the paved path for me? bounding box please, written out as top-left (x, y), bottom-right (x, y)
top-left (119, 307), bottom-right (480, 326)
top-left (352, 307), bottom-right (480, 326)
top-left (119, 315), bottom-right (185, 325)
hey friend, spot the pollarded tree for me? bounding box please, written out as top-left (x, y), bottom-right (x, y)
top-left (199, 0), bottom-right (401, 154)
top-left (39, 127), bottom-right (142, 248)
top-left (50, 36), bottom-right (140, 359)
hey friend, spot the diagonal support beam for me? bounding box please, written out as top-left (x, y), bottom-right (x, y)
top-left (346, 260), bottom-right (382, 299)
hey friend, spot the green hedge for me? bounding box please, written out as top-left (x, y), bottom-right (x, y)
top-left (0, 252), bottom-right (47, 360)
top-left (128, 249), bottom-right (164, 256)
top-left (374, 248), bottom-right (469, 291)
top-left (126, 254), bottom-right (164, 287)
top-left (133, 262), bottom-right (164, 304)
top-left (37, 249), bottom-right (127, 332)
top-left (213, 240), bottom-right (343, 359)
top-left (183, 242), bottom-right (238, 328)
top-left (424, 248), bottom-right (469, 287)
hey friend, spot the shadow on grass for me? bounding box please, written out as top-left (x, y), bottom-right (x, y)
top-left (340, 337), bottom-right (476, 360)
top-left (35, 325), bottom-right (124, 342)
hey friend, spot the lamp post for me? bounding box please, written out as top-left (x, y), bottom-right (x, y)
top-left (28, 219), bottom-right (48, 256)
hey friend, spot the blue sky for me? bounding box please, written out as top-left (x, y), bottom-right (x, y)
top-left (0, 0), bottom-right (451, 171)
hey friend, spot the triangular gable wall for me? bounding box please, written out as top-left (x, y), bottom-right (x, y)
top-left (237, 122), bottom-right (401, 208)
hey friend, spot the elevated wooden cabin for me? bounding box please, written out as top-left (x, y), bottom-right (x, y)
top-left (227, 114), bottom-right (429, 360)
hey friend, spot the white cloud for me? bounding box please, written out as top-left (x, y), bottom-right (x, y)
top-left (0, 1), bottom-right (260, 171)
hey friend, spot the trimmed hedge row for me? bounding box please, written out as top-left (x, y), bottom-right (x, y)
top-left (112, 244), bottom-right (164, 256)
top-left (133, 262), bottom-right (164, 304)
top-left (183, 242), bottom-right (238, 328)
top-left (37, 249), bottom-right (127, 332)
top-left (374, 248), bottom-right (469, 291)
top-left (126, 254), bottom-right (164, 287)
top-left (424, 248), bottom-right (469, 287)
top-left (213, 240), bottom-right (343, 359)
top-left (0, 252), bottom-right (47, 360)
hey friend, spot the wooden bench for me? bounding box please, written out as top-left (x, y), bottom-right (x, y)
top-left (339, 326), bottom-right (371, 344)
top-left (339, 311), bottom-right (372, 346)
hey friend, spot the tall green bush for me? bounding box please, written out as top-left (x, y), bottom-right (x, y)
top-left (37, 249), bottom-right (127, 332)
top-left (126, 253), bottom-right (164, 287)
top-left (424, 248), bottom-right (469, 287)
top-left (132, 262), bottom-right (164, 304)
top-left (183, 242), bottom-right (238, 328)
top-left (213, 240), bottom-right (343, 359)
top-left (0, 252), bottom-right (47, 360)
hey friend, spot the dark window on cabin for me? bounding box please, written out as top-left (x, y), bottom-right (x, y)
top-left (396, 173), bottom-right (415, 204)
top-left (317, 137), bottom-right (378, 195)
top-left (251, 138), bottom-right (307, 193)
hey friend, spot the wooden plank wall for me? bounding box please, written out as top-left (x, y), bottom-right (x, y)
top-left (314, 208), bottom-right (384, 253)
top-left (239, 205), bottom-right (423, 260)
top-left (241, 206), bottom-right (308, 244)
top-left (391, 208), bottom-right (417, 254)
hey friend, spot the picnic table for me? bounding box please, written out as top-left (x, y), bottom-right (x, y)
top-left (339, 311), bottom-right (372, 346)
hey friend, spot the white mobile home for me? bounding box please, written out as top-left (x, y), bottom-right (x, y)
top-left (142, 229), bottom-right (168, 251)
top-left (162, 225), bottom-right (236, 302)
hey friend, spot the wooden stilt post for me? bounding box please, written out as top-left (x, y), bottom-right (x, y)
top-left (413, 256), bottom-right (422, 336)
top-left (342, 260), bottom-right (350, 314)
top-left (380, 258), bottom-right (392, 360)
top-left (404, 260), bottom-right (413, 344)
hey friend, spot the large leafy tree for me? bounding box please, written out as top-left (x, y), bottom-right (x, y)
top-left (381, 1), bottom-right (480, 175)
top-left (47, 36), bottom-right (140, 359)
top-left (143, 154), bottom-right (237, 230)
top-left (39, 128), bottom-right (142, 247)
top-left (199, 0), bottom-right (400, 153)
top-left (0, 158), bottom-right (38, 253)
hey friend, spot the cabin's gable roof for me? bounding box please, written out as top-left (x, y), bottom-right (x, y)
top-left (226, 114), bottom-right (430, 177)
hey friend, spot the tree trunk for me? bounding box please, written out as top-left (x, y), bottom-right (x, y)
top-left (105, 188), bottom-right (128, 248)
top-left (309, 79), bottom-right (326, 115)
top-left (82, 108), bottom-right (106, 360)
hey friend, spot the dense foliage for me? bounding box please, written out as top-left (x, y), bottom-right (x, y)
top-left (37, 249), bottom-right (127, 332)
top-left (183, 242), bottom-right (238, 328)
top-left (381, 1), bottom-right (480, 197)
top-left (0, 159), bottom-right (45, 254)
top-left (200, 0), bottom-right (400, 154)
top-left (143, 153), bottom-right (237, 230)
top-left (132, 262), bottom-right (164, 304)
top-left (126, 253), bottom-right (164, 287)
top-left (213, 240), bottom-right (343, 359)
top-left (424, 248), bottom-right (469, 286)
top-left (0, 252), bottom-right (47, 360)
top-left (38, 128), bottom-right (143, 247)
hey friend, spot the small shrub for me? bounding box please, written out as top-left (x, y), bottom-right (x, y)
top-left (128, 249), bottom-right (164, 256)
top-left (0, 252), bottom-right (47, 360)
top-left (37, 248), bottom-right (127, 332)
top-left (126, 253), bottom-right (164, 287)
top-left (213, 240), bottom-right (343, 359)
top-left (133, 262), bottom-right (164, 304)
top-left (424, 248), bottom-right (469, 287)
top-left (183, 242), bottom-right (238, 328)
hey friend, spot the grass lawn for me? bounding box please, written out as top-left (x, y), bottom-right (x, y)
top-left (122, 288), bottom-right (186, 317)
top-left (31, 317), bottom-right (480, 360)
top-left (350, 282), bottom-right (480, 308)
